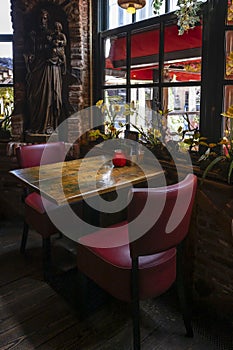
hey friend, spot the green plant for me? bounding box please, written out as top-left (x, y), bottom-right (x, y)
top-left (151, 0), bottom-right (203, 35)
top-left (176, 0), bottom-right (202, 35)
top-left (152, 0), bottom-right (163, 14)
top-left (130, 107), bottom-right (171, 147)
top-left (200, 105), bottom-right (233, 184)
top-left (95, 96), bottom-right (129, 139)
top-left (177, 112), bottom-right (207, 152)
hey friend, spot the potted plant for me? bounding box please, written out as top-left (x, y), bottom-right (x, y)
top-left (199, 105), bottom-right (233, 184)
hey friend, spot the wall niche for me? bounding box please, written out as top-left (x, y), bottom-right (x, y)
top-left (10, 0), bottom-right (91, 142)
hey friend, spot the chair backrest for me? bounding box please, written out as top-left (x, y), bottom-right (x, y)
top-left (16, 142), bottom-right (66, 168)
top-left (128, 174), bottom-right (197, 259)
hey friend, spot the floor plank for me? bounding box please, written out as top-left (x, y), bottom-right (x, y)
top-left (0, 219), bottom-right (232, 350)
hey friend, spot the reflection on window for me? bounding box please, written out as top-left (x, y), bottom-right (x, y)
top-left (225, 31), bottom-right (233, 79)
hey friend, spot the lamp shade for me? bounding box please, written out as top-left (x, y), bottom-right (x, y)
top-left (118, 0), bottom-right (146, 13)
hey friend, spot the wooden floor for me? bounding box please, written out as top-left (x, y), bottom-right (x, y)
top-left (0, 218), bottom-right (232, 350)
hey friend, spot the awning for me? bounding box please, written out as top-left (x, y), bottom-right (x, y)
top-left (106, 24), bottom-right (202, 81)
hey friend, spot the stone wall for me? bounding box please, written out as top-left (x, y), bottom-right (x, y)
top-left (10, 0), bottom-right (91, 142)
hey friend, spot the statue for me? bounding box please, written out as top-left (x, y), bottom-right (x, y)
top-left (24, 9), bottom-right (67, 134)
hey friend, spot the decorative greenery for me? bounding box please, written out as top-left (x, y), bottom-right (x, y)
top-left (151, 0), bottom-right (203, 35)
top-left (152, 0), bottom-right (163, 15)
top-left (200, 105), bottom-right (233, 184)
top-left (95, 96), bottom-right (130, 139)
top-left (176, 0), bottom-right (202, 35)
top-left (177, 112), bottom-right (207, 152)
top-left (130, 107), bottom-right (171, 147)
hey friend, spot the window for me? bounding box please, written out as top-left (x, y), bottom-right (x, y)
top-left (107, 0), bottom-right (207, 29)
top-left (0, 0), bottom-right (13, 131)
top-left (99, 11), bottom-right (202, 142)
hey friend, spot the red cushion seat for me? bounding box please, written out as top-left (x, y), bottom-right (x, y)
top-left (78, 225), bottom-right (176, 302)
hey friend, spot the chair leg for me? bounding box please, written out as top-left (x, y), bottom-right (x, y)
top-left (131, 258), bottom-right (141, 350)
top-left (76, 269), bottom-right (89, 320)
top-left (20, 221), bottom-right (29, 254)
top-left (42, 237), bottom-right (51, 281)
top-left (176, 243), bottom-right (194, 337)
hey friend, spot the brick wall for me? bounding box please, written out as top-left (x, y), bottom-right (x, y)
top-left (165, 164), bottom-right (233, 319)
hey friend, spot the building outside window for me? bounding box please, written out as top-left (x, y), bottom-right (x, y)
top-left (0, 0), bottom-right (13, 138)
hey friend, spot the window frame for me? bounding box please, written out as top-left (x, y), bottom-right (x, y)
top-left (94, 0), bottom-right (228, 144)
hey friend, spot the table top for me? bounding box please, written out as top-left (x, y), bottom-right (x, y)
top-left (10, 155), bottom-right (163, 206)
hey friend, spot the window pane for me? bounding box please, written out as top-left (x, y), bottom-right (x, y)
top-left (0, 43), bottom-right (13, 84)
top-left (130, 87), bottom-right (157, 131)
top-left (0, 87), bottom-right (14, 136)
top-left (135, 1), bottom-right (156, 21)
top-left (104, 89), bottom-right (127, 129)
top-left (223, 86), bottom-right (233, 142)
top-left (225, 31), bottom-right (233, 79)
top-left (108, 0), bottom-right (132, 29)
top-left (170, 0), bottom-right (179, 11)
top-left (130, 26), bottom-right (159, 85)
top-left (108, 0), bottom-right (155, 29)
top-left (164, 23), bottom-right (202, 82)
top-left (0, 0), bottom-right (12, 34)
top-left (166, 86), bottom-right (200, 141)
top-left (105, 34), bottom-right (127, 85)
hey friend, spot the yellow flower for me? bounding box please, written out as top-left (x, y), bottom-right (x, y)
top-left (130, 101), bottom-right (135, 109)
top-left (208, 143), bottom-right (217, 148)
top-left (154, 129), bottom-right (161, 138)
top-left (101, 105), bottom-right (107, 113)
top-left (113, 104), bottom-right (120, 112)
top-left (96, 99), bottom-right (103, 107)
top-left (219, 139), bottom-right (227, 145)
top-left (221, 104), bottom-right (233, 118)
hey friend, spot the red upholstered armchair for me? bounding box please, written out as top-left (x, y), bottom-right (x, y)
top-left (16, 142), bottom-right (66, 280)
top-left (76, 174), bottom-right (197, 350)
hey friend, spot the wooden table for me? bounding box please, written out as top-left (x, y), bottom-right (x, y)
top-left (10, 155), bottom-right (164, 206)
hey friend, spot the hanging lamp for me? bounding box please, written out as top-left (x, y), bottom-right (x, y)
top-left (117, 0), bottom-right (146, 14)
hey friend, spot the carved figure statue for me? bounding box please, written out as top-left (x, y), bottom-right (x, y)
top-left (50, 21), bottom-right (67, 75)
top-left (24, 9), bottom-right (67, 134)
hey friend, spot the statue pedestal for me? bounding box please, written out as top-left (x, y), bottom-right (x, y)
top-left (25, 133), bottom-right (59, 144)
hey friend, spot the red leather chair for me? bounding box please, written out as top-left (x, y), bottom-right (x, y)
top-left (76, 174), bottom-right (197, 350)
top-left (16, 142), bottom-right (66, 280)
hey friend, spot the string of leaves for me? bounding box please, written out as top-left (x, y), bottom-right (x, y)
top-left (151, 0), bottom-right (202, 35)
top-left (175, 0), bottom-right (202, 35)
top-left (152, 0), bottom-right (163, 14)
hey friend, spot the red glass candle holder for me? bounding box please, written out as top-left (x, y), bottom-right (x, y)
top-left (112, 149), bottom-right (127, 167)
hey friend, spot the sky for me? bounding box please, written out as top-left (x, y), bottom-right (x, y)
top-left (0, 0), bottom-right (13, 58)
